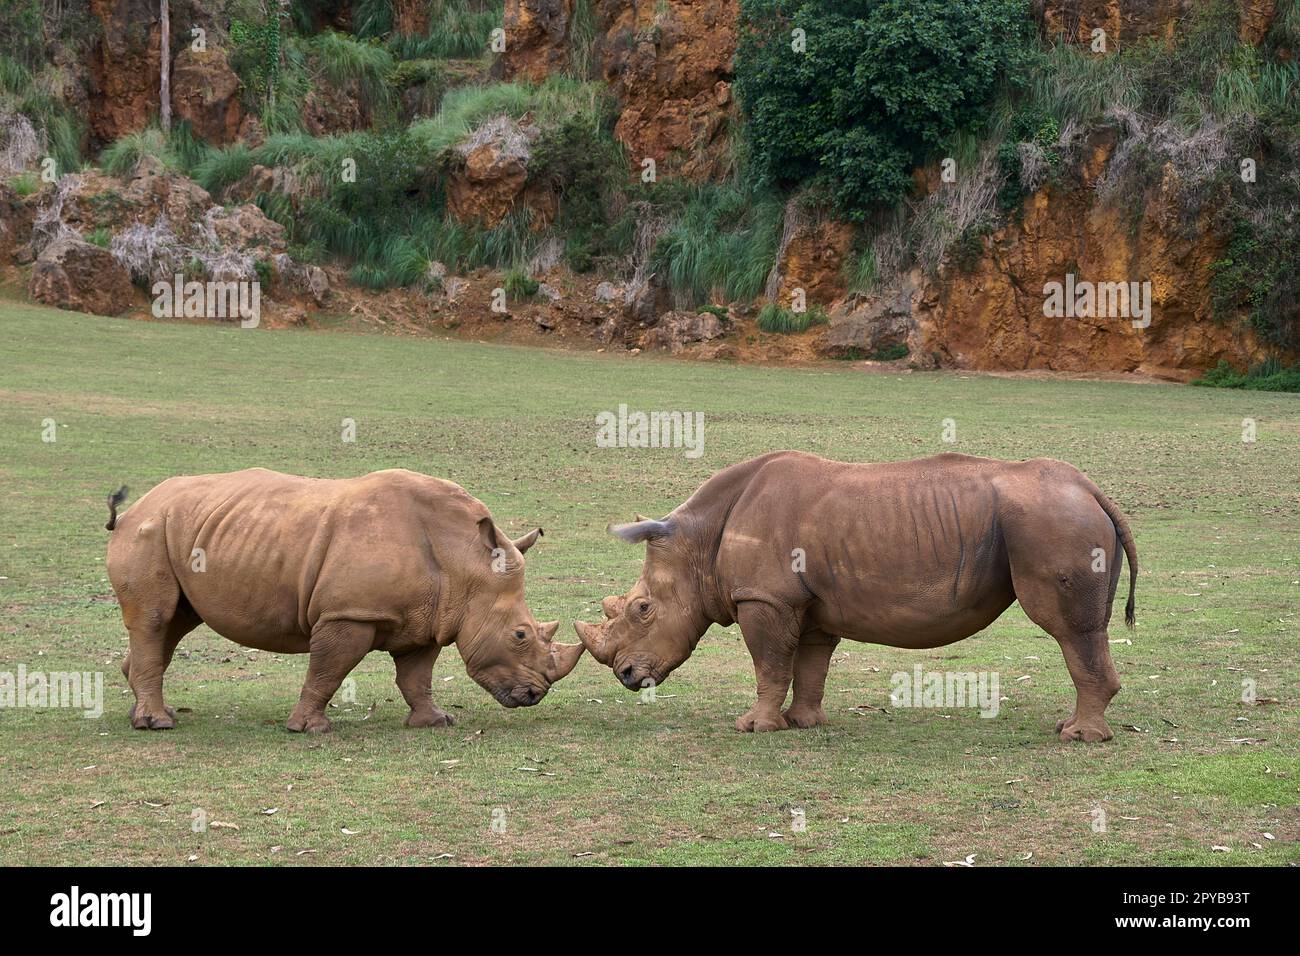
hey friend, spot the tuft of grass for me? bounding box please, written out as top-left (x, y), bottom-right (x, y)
top-left (7, 170), bottom-right (38, 196)
top-left (756, 302), bottom-right (828, 334)
top-left (99, 127), bottom-right (170, 177)
top-left (651, 178), bottom-right (786, 307)
top-left (502, 266), bottom-right (540, 300)
top-left (303, 30), bottom-right (396, 122)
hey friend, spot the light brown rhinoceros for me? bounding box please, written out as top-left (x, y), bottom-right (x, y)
top-left (106, 468), bottom-right (583, 732)
top-left (575, 452), bottom-right (1138, 743)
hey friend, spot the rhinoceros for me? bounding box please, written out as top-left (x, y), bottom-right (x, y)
top-left (575, 452), bottom-right (1138, 743)
top-left (105, 468), bottom-right (583, 732)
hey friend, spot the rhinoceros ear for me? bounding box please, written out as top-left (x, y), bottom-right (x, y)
top-left (512, 527), bottom-right (544, 553)
top-left (478, 517), bottom-right (505, 554)
top-left (608, 518), bottom-right (672, 544)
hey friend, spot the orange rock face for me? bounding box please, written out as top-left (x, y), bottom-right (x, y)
top-left (774, 218), bottom-right (857, 309)
top-left (598, 0), bottom-right (738, 179)
top-left (88, 0), bottom-right (162, 147)
top-left (913, 132), bottom-right (1269, 378)
top-left (170, 46), bottom-right (243, 145)
top-left (500, 0), bottom-right (575, 83)
top-left (1040, 0), bottom-right (1277, 47)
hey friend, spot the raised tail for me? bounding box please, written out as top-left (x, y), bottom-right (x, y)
top-left (105, 485), bottom-right (128, 531)
top-left (1089, 485), bottom-right (1138, 628)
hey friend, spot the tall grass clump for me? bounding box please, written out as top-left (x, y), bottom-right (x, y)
top-left (651, 178), bottom-right (786, 306)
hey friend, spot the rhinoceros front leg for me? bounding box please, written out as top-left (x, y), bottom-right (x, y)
top-left (392, 643), bottom-right (456, 728)
top-left (783, 631), bottom-right (839, 729)
top-left (733, 593), bottom-right (802, 732)
top-left (287, 619), bottom-right (375, 733)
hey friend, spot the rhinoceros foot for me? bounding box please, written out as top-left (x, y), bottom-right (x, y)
top-left (129, 703), bottom-right (177, 730)
top-left (286, 712), bottom-right (332, 734)
top-left (735, 708), bottom-right (789, 733)
top-left (1058, 716), bottom-right (1113, 743)
top-left (782, 704), bottom-right (828, 729)
top-left (405, 707), bottom-right (456, 729)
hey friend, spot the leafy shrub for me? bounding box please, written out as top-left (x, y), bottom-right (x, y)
top-left (735, 0), bottom-right (1035, 220)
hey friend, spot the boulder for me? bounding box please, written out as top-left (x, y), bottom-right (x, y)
top-left (445, 116), bottom-right (555, 227)
top-left (29, 235), bottom-right (134, 316)
top-left (819, 279), bottom-right (917, 360)
top-left (208, 204), bottom-right (286, 251)
top-left (641, 309), bottom-right (726, 353)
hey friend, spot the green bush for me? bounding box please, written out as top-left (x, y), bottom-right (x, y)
top-left (1192, 358), bottom-right (1300, 392)
top-left (735, 0), bottom-right (1035, 220)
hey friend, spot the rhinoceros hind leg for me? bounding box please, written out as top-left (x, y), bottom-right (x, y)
top-left (1052, 629), bottom-right (1120, 742)
top-left (125, 601), bottom-right (201, 730)
top-left (782, 631), bottom-right (839, 729)
top-left (733, 595), bottom-right (802, 732)
top-left (287, 619), bottom-right (375, 733)
top-left (393, 643), bottom-right (456, 728)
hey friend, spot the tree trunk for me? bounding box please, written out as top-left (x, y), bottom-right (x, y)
top-left (159, 1), bottom-right (171, 132)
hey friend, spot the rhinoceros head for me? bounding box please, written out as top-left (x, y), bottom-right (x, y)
top-left (457, 520), bottom-right (584, 707)
top-left (573, 516), bottom-right (709, 691)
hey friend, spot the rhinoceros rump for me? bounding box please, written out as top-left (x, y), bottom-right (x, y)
top-left (575, 452), bottom-right (1138, 743)
top-left (106, 468), bottom-right (583, 732)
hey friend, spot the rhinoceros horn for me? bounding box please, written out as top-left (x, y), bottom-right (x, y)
top-left (546, 633), bottom-right (585, 681)
top-left (572, 620), bottom-right (613, 665)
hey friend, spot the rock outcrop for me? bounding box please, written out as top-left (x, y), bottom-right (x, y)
top-left (445, 116), bottom-right (556, 227)
top-left (640, 309), bottom-right (727, 353)
top-left (500, 0), bottom-right (574, 83)
top-left (597, 0), bottom-right (738, 179)
top-left (170, 46), bottom-right (243, 145)
top-left (499, 0), bottom-right (738, 179)
top-left (1038, 0), bottom-right (1278, 47)
top-left (29, 235), bottom-right (135, 316)
top-left (821, 125), bottom-right (1272, 378)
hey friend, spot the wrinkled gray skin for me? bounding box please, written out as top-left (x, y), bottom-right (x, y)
top-left (107, 468), bottom-right (583, 732)
top-left (576, 452), bottom-right (1137, 742)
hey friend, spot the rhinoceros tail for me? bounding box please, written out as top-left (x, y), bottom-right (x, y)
top-left (105, 485), bottom-right (128, 531)
top-left (1090, 486), bottom-right (1137, 629)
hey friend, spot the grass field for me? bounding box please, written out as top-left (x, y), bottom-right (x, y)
top-left (0, 301), bottom-right (1296, 866)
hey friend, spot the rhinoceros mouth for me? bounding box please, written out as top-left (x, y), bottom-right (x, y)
top-left (495, 683), bottom-right (547, 708)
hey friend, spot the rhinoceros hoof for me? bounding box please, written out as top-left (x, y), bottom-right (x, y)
top-left (1053, 713), bottom-right (1077, 734)
top-left (782, 705), bottom-right (828, 728)
top-left (405, 709), bottom-right (455, 728)
top-left (735, 710), bottom-right (789, 733)
top-left (1058, 718), bottom-right (1113, 743)
top-left (286, 713), bottom-right (332, 734)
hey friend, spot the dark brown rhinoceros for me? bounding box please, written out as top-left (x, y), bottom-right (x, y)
top-left (575, 452), bottom-right (1137, 742)
top-left (106, 468), bottom-right (582, 732)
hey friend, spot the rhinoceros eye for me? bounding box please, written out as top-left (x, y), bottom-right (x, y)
top-left (636, 601), bottom-right (651, 617)
top-left (513, 629), bottom-right (527, 641)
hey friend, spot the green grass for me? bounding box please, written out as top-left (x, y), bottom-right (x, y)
top-left (0, 300), bottom-right (1296, 866)
top-left (756, 302), bottom-right (828, 334)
